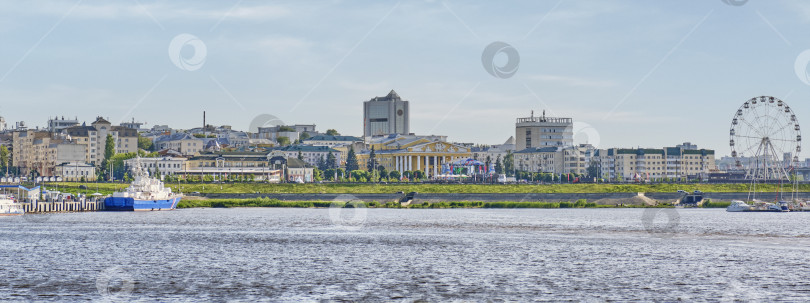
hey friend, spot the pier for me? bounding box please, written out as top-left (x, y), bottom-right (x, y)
top-left (21, 199), bottom-right (105, 213)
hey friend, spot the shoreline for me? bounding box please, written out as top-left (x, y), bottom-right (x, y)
top-left (177, 198), bottom-right (732, 209)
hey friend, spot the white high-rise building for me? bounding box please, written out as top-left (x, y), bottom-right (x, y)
top-left (363, 90), bottom-right (409, 138)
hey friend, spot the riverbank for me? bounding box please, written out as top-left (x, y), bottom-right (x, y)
top-left (49, 182), bottom-right (809, 195)
top-left (177, 197), bottom-right (732, 209)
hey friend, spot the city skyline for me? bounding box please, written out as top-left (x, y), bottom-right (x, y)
top-left (2, 1), bottom-right (810, 157)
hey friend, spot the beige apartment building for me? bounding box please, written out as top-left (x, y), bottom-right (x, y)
top-left (12, 130), bottom-right (86, 176)
top-left (64, 117), bottom-right (138, 166)
top-left (596, 144), bottom-right (716, 181)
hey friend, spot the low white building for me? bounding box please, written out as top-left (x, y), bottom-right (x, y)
top-left (124, 157), bottom-right (187, 178)
top-left (53, 162), bottom-right (96, 181)
top-left (302, 135), bottom-right (362, 147)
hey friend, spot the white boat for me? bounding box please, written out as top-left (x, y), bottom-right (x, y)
top-left (726, 200), bottom-right (752, 212)
top-left (0, 194), bottom-right (24, 216)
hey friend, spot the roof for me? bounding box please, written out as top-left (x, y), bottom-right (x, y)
top-left (304, 135), bottom-right (362, 142)
top-left (286, 158), bottom-right (309, 168)
top-left (92, 117), bottom-right (111, 125)
top-left (369, 89), bottom-right (403, 102)
top-left (683, 149), bottom-right (714, 155)
top-left (515, 147), bottom-right (558, 154)
top-left (155, 133), bottom-right (199, 142)
top-left (503, 136), bottom-right (515, 145)
top-left (616, 148), bottom-right (664, 155)
top-left (273, 145), bottom-right (339, 153)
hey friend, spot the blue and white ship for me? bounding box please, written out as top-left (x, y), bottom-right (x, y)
top-left (105, 157), bottom-right (182, 211)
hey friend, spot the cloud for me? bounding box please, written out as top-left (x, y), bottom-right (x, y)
top-left (0, 1), bottom-right (291, 21)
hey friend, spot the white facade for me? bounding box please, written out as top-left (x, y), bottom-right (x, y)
top-left (124, 157), bottom-right (186, 177)
top-left (54, 162), bottom-right (96, 181)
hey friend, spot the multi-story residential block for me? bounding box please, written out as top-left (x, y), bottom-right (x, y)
top-left (12, 130), bottom-right (87, 176)
top-left (515, 111), bottom-right (573, 150)
top-left (63, 117), bottom-right (138, 166)
top-left (153, 133), bottom-right (204, 156)
top-left (363, 90), bottom-right (409, 137)
top-left (595, 143), bottom-right (715, 181)
top-left (514, 147), bottom-right (561, 173)
top-left (47, 116), bottom-right (79, 132)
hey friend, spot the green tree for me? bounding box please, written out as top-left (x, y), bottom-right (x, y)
top-left (485, 155), bottom-right (491, 173)
top-left (326, 129), bottom-right (340, 136)
top-left (137, 134), bottom-right (153, 151)
top-left (367, 146), bottom-right (376, 171)
top-left (413, 170), bottom-right (425, 180)
top-left (345, 147), bottom-right (359, 171)
top-left (100, 134), bottom-right (116, 179)
top-left (317, 155), bottom-right (327, 171)
top-left (389, 170), bottom-right (401, 181)
top-left (495, 155), bottom-right (503, 174)
top-left (0, 145), bottom-right (8, 175)
top-left (300, 132), bottom-right (311, 141)
top-left (313, 168), bottom-right (323, 181)
top-left (105, 134), bottom-right (115, 160)
top-left (276, 136), bottom-right (290, 146)
top-left (504, 150), bottom-right (514, 177)
top-left (297, 150), bottom-right (304, 161)
top-left (326, 151), bottom-right (338, 170)
top-left (586, 160), bottom-right (599, 178)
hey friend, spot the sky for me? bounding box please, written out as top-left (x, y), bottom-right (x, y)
top-left (1, 0), bottom-right (810, 158)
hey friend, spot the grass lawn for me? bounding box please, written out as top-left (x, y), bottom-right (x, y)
top-left (45, 182), bottom-right (805, 195)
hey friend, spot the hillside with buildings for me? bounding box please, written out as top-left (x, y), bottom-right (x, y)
top-left (0, 90), bottom-right (729, 184)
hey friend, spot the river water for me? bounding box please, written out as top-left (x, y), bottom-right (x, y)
top-left (1, 208), bottom-right (809, 302)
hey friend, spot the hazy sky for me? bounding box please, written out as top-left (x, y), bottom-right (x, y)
top-left (2, 0), bottom-right (810, 157)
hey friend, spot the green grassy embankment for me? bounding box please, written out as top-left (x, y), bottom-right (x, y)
top-left (48, 182), bottom-right (804, 195)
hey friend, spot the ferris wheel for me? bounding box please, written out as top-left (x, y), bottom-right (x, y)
top-left (730, 96), bottom-right (801, 181)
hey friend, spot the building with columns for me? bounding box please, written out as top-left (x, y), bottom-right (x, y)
top-left (356, 135), bottom-right (470, 179)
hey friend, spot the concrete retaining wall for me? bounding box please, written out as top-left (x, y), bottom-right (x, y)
top-left (201, 192), bottom-right (810, 203)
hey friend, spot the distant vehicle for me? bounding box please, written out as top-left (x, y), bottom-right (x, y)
top-left (694, 190), bottom-right (703, 194)
top-left (395, 191), bottom-right (404, 194)
top-left (677, 190), bottom-right (686, 194)
top-left (79, 185), bottom-right (88, 190)
top-left (191, 191), bottom-right (201, 195)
